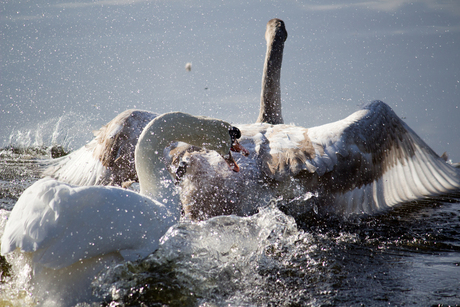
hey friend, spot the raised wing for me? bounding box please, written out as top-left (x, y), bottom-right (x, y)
top-left (41, 109), bottom-right (157, 186)
top-left (252, 100), bottom-right (460, 215)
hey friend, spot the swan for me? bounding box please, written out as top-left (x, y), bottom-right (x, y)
top-left (40, 18), bottom-right (285, 187)
top-left (169, 20), bottom-right (460, 218)
top-left (1, 112), bottom-right (245, 306)
top-left (179, 100), bottom-right (460, 219)
top-left (163, 19), bottom-right (460, 219)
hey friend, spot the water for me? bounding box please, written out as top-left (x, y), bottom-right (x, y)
top-left (2, 0), bottom-right (460, 305)
top-left (1, 148), bottom-right (460, 306)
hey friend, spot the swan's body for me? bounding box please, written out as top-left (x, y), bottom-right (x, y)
top-left (1, 112), bottom-right (241, 306)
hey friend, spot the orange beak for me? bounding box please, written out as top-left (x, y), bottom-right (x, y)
top-left (223, 152), bottom-right (240, 172)
top-left (231, 140), bottom-right (249, 157)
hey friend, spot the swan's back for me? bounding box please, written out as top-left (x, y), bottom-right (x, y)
top-left (1, 178), bottom-right (169, 269)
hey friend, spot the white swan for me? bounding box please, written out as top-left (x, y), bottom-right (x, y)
top-left (1, 112), bottom-right (243, 306)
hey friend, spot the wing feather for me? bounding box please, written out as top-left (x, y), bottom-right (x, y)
top-left (311, 101), bottom-right (460, 215)
top-left (249, 100), bottom-right (459, 215)
top-left (41, 110), bottom-right (157, 186)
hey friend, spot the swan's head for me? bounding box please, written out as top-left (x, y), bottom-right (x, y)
top-left (229, 126), bottom-right (250, 155)
top-left (266, 18), bottom-right (288, 44)
top-left (141, 112), bottom-right (248, 173)
top-left (202, 124), bottom-right (248, 173)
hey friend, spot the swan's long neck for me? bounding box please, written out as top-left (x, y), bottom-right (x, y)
top-left (135, 112), bottom-right (231, 202)
top-left (256, 18), bottom-right (287, 125)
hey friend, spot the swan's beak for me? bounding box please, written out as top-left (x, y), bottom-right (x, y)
top-left (223, 152), bottom-right (240, 172)
top-left (231, 140), bottom-right (249, 157)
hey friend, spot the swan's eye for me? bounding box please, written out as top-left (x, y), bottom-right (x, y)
top-left (229, 126), bottom-right (241, 142)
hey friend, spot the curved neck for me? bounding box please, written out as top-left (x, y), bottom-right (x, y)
top-left (256, 20), bottom-right (287, 125)
top-left (135, 112), bottom-right (230, 202)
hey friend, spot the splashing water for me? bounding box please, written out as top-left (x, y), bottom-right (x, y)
top-left (93, 205), bottom-right (303, 306)
top-left (4, 112), bottom-right (105, 153)
top-left (0, 210), bottom-right (35, 307)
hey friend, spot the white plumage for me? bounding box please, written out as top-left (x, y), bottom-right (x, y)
top-left (1, 178), bottom-right (168, 269)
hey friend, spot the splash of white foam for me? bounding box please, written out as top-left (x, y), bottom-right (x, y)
top-left (4, 112), bottom-right (104, 152)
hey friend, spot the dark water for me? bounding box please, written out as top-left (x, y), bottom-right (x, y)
top-left (1, 148), bottom-right (460, 306)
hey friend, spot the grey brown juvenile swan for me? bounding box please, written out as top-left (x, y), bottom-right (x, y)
top-left (256, 18), bottom-right (287, 124)
top-left (168, 19), bottom-right (460, 219)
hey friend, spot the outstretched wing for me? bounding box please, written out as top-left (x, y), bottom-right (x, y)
top-left (41, 109), bottom-right (157, 186)
top-left (258, 100), bottom-right (460, 215)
